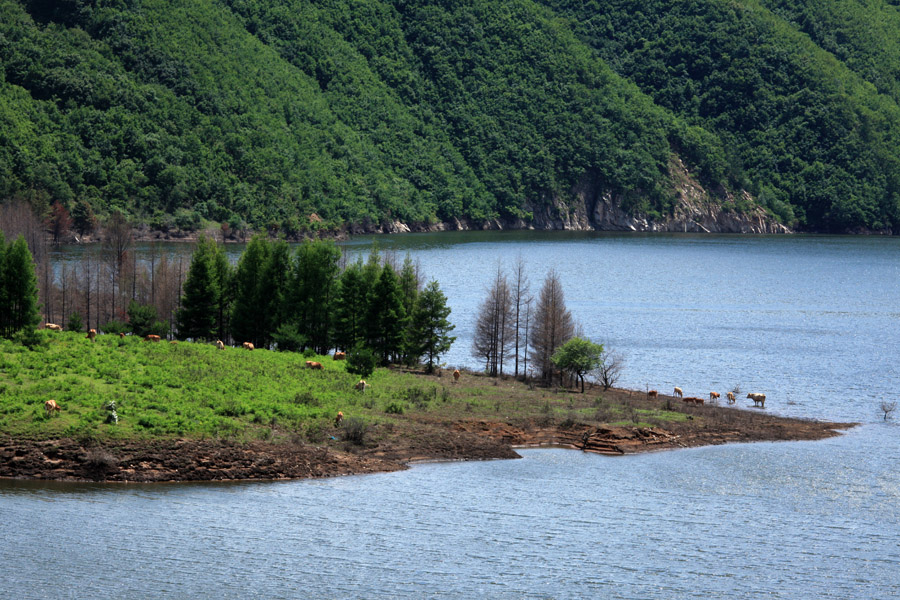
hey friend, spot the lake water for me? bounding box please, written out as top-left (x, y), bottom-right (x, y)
top-left (6, 232), bottom-right (900, 598)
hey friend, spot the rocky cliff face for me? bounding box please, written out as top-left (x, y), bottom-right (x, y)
top-left (353, 158), bottom-right (791, 235)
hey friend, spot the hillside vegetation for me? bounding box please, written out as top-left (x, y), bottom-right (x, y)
top-left (3, 0), bottom-right (900, 232)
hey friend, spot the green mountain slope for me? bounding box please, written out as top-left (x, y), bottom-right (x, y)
top-left (3, 0), bottom-right (900, 232)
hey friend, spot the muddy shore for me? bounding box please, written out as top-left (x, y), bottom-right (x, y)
top-left (0, 406), bottom-right (852, 483)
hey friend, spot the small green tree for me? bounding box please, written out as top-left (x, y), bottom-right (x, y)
top-left (1, 235), bottom-right (41, 339)
top-left (66, 312), bottom-right (84, 332)
top-left (551, 337), bottom-right (604, 393)
top-left (410, 280), bottom-right (456, 373)
top-left (127, 300), bottom-right (168, 337)
top-left (366, 264), bottom-right (407, 364)
top-left (346, 345), bottom-right (377, 380)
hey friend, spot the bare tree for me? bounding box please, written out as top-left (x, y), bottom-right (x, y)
top-left (530, 269), bottom-right (575, 384)
top-left (472, 265), bottom-right (513, 377)
top-left (102, 211), bottom-right (133, 321)
top-left (511, 255), bottom-right (532, 377)
top-left (592, 349), bottom-right (625, 391)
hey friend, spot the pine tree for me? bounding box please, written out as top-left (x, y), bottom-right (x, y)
top-left (288, 240), bottom-right (341, 353)
top-left (176, 236), bottom-right (219, 341)
top-left (410, 280), bottom-right (456, 372)
top-left (231, 235), bottom-right (270, 347)
top-left (366, 263), bottom-right (407, 364)
top-left (334, 260), bottom-right (369, 351)
top-left (259, 239), bottom-right (292, 347)
top-left (1, 235), bottom-right (41, 338)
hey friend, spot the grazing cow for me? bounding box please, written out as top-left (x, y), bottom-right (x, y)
top-left (169, 340), bottom-right (178, 345)
top-left (145, 334), bottom-right (161, 342)
top-left (674, 386), bottom-right (683, 398)
top-left (305, 360), bottom-right (322, 370)
top-left (453, 369), bottom-right (461, 383)
top-left (335, 411), bottom-right (344, 427)
top-left (44, 323), bottom-right (62, 331)
top-left (647, 390), bottom-right (658, 399)
top-left (242, 342), bottom-right (254, 350)
top-left (119, 332), bottom-right (125, 338)
top-left (748, 393), bottom-right (766, 408)
top-left (86, 329), bottom-right (97, 342)
top-left (216, 340), bottom-right (225, 350)
top-left (44, 399), bottom-right (61, 417)
top-left (727, 392), bottom-right (736, 404)
top-left (355, 380), bottom-right (368, 392)
top-left (709, 392), bottom-right (721, 403)
top-left (683, 396), bottom-right (704, 405)
top-left (333, 351), bottom-right (346, 361)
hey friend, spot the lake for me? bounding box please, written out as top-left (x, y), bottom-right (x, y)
top-left (7, 231), bottom-right (900, 598)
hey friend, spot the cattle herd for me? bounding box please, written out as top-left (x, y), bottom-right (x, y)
top-left (645, 386), bottom-right (767, 408)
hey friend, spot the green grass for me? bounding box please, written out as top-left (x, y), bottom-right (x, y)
top-left (0, 332), bottom-right (702, 444)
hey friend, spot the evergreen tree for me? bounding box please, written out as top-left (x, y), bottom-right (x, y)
top-left (366, 263), bottom-right (407, 364)
top-left (259, 239), bottom-right (292, 347)
top-left (410, 280), bottom-right (456, 372)
top-left (211, 240), bottom-right (233, 342)
top-left (1, 235), bottom-right (41, 338)
top-left (288, 240), bottom-right (341, 353)
top-left (176, 236), bottom-right (219, 341)
top-left (334, 260), bottom-right (369, 351)
top-left (231, 235), bottom-right (270, 347)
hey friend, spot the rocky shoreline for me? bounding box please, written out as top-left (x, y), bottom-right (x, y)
top-left (0, 411), bottom-right (852, 483)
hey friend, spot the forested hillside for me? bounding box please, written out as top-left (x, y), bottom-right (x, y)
top-left (2, 0), bottom-right (900, 233)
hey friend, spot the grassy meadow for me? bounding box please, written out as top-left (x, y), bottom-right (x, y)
top-left (0, 331), bottom-right (693, 445)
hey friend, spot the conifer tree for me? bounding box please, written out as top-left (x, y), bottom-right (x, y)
top-left (334, 260), bottom-right (369, 351)
top-left (1, 235), bottom-right (41, 338)
top-left (288, 240), bottom-right (341, 353)
top-left (231, 235), bottom-right (270, 347)
top-left (410, 280), bottom-right (455, 372)
top-left (530, 269), bottom-right (575, 384)
top-left (260, 239), bottom-right (292, 347)
top-left (176, 236), bottom-right (219, 341)
top-left (366, 263), bottom-right (407, 364)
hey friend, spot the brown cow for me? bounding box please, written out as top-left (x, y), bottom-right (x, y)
top-left (44, 323), bottom-right (62, 331)
top-left (683, 396), bottom-right (704, 405)
top-left (748, 393), bottom-right (766, 408)
top-left (333, 351), bottom-right (346, 361)
top-left (354, 380), bottom-right (367, 392)
top-left (453, 369), bottom-right (460, 383)
top-left (727, 391), bottom-right (736, 404)
top-left (169, 340), bottom-right (178, 345)
top-left (216, 340), bottom-right (225, 350)
top-left (335, 411), bottom-right (344, 427)
top-left (119, 332), bottom-right (125, 338)
top-left (305, 361), bottom-right (323, 370)
top-left (647, 390), bottom-right (658, 399)
top-left (86, 329), bottom-right (97, 342)
top-left (44, 399), bottom-right (61, 417)
top-left (145, 334), bottom-right (161, 342)
top-left (242, 342), bottom-right (254, 350)
top-left (709, 392), bottom-right (721, 403)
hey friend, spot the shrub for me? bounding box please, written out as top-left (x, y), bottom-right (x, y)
top-left (343, 417), bottom-right (368, 444)
top-left (385, 401), bottom-right (405, 415)
top-left (66, 312), bottom-right (83, 332)
top-left (101, 320), bottom-right (129, 335)
top-left (346, 345), bottom-right (377, 379)
top-left (273, 323), bottom-right (307, 353)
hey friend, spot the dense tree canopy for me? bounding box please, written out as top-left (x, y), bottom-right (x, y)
top-left (3, 0), bottom-right (900, 232)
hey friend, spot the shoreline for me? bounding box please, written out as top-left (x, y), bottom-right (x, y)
top-left (0, 404), bottom-right (854, 484)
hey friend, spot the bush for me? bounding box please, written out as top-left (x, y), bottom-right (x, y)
top-left (66, 312), bottom-right (83, 332)
top-left (101, 320), bottom-right (129, 335)
top-left (385, 401), bottom-right (405, 415)
top-left (343, 417), bottom-right (368, 444)
top-left (273, 323), bottom-right (307, 353)
top-left (346, 345), bottom-right (377, 379)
